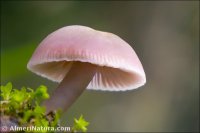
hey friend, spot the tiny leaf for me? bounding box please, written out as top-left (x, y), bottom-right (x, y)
top-left (72, 115), bottom-right (89, 132)
top-left (0, 82), bottom-right (12, 100)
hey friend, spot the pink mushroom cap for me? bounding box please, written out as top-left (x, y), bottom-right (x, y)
top-left (27, 25), bottom-right (146, 91)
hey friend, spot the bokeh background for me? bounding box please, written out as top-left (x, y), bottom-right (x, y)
top-left (1, 1), bottom-right (199, 132)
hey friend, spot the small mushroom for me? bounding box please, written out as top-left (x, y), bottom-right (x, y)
top-left (27, 25), bottom-right (146, 113)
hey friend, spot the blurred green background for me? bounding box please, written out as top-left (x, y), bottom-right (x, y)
top-left (1, 1), bottom-right (199, 132)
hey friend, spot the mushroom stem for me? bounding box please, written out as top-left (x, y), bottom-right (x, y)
top-left (43, 62), bottom-right (97, 113)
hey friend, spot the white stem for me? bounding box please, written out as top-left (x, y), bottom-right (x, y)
top-left (43, 62), bottom-right (97, 113)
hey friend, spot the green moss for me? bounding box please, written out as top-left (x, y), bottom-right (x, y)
top-left (1, 82), bottom-right (89, 133)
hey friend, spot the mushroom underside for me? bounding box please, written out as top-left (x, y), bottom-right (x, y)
top-left (30, 61), bottom-right (143, 91)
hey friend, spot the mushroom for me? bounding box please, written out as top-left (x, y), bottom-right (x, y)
top-left (27, 25), bottom-right (146, 113)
